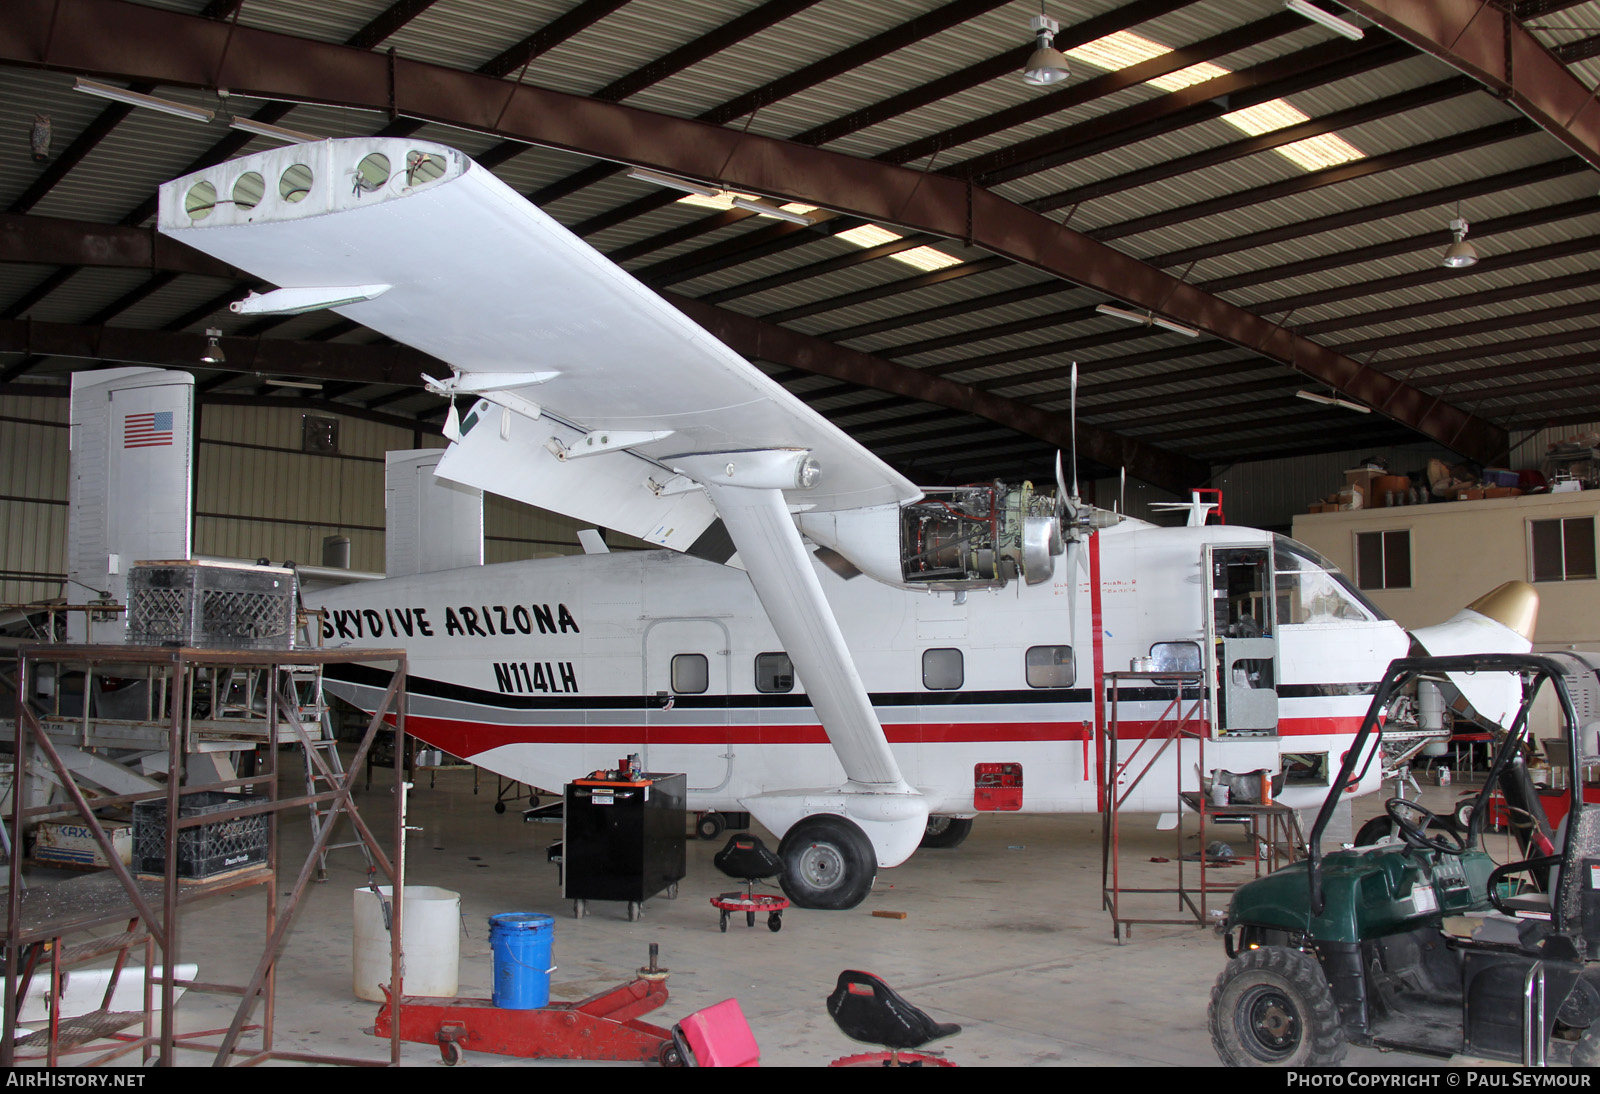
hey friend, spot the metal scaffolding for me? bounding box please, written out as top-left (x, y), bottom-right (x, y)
top-left (3, 642), bottom-right (408, 1067)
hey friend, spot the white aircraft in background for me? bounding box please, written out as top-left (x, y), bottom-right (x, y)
top-left (124, 138), bottom-right (1537, 909)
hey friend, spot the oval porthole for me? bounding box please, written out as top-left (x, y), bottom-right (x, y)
top-left (279, 163), bottom-right (313, 203)
top-left (232, 171), bottom-right (265, 210)
top-left (185, 181), bottom-right (217, 222)
top-left (404, 150), bottom-right (446, 187)
top-left (354, 152), bottom-right (390, 192)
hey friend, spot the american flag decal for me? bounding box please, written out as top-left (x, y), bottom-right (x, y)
top-left (124, 411), bottom-right (175, 449)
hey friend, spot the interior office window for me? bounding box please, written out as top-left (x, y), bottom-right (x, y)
top-left (1025, 645), bottom-right (1074, 688)
top-left (754, 652), bottom-right (794, 693)
top-left (671, 653), bottom-right (708, 694)
top-left (922, 648), bottom-right (963, 690)
top-left (1530, 517), bottom-right (1598, 582)
top-left (1354, 530), bottom-right (1411, 590)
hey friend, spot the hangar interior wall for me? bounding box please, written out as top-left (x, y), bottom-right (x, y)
top-left (0, 393), bottom-right (646, 606)
top-left (6, 387), bottom-right (1596, 609)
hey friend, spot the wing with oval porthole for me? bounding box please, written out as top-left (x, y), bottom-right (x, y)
top-left (156, 139), bottom-right (920, 560)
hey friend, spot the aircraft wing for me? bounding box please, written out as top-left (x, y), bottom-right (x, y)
top-left (160, 139), bottom-right (928, 827)
top-left (157, 139), bottom-right (919, 553)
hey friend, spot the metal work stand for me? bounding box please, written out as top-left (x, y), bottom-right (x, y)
top-left (1100, 670), bottom-right (1207, 940)
top-left (4, 643), bottom-right (409, 1067)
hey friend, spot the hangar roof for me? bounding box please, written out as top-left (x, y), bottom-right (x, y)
top-left (3, 0), bottom-right (1600, 490)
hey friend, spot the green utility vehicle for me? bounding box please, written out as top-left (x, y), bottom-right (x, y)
top-left (1209, 653), bottom-right (1600, 1067)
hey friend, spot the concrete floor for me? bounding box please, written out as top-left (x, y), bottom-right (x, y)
top-left (15, 759), bottom-right (1525, 1067)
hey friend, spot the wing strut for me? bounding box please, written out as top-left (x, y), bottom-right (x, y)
top-left (673, 451), bottom-right (927, 868)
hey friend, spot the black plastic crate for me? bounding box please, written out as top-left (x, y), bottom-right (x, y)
top-left (133, 792), bottom-right (268, 880)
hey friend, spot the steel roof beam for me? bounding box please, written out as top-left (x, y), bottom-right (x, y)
top-left (0, 0), bottom-right (1504, 464)
top-left (0, 320), bottom-right (440, 384)
top-left (1346, 0), bottom-right (1600, 171)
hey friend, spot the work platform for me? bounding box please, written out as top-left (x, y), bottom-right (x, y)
top-left (4, 642), bottom-right (409, 1067)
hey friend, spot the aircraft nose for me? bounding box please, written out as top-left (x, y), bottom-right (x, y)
top-left (1459, 580), bottom-right (1539, 642)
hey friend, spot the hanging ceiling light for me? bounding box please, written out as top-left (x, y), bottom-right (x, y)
top-left (1095, 302), bottom-right (1199, 338)
top-left (229, 118), bottom-right (321, 144)
top-left (200, 328), bottom-right (225, 365)
top-left (626, 167), bottom-right (720, 198)
top-left (1441, 216), bottom-right (1478, 269)
top-left (1022, 6), bottom-right (1070, 87)
top-left (1295, 389), bottom-right (1371, 414)
top-left (1284, 0), bottom-right (1365, 41)
top-left (73, 78), bottom-right (215, 123)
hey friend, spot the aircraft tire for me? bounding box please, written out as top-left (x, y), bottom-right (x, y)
top-left (1353, 815), bottom-right (1397, 847)
top-left (919, 816), bottom-right (973, 849)
top-left (777, 815), bottom-right (876, 910)
top-left (1209, 947), bottom-right (1347, 1067)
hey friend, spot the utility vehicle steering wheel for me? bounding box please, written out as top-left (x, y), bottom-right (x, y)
top-left (1385, 797), bottom-right (1468, 855)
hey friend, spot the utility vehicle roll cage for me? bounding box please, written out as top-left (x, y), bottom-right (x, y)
top-left (1306, 654), bottom-right (1586, 917)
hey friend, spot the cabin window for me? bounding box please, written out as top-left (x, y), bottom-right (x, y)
top-left (670, 653), bottom-right (708, 694)
top-left (1025, 645), bottom-right (1074, 688)
top-left (755, 652), bottom-right (794, 693)
top-left (922, 648), bottom-right (963, 690)
top-left (1530, 517), bottom-right (1597, 582)
top-left (1355, 530), bottom-right (1411, 590)
top-left (1149, 642), bottom-right (1201, 673)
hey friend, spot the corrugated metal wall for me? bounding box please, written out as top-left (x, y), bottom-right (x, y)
top-left (0, 393), bottom-right (69, 603)
top-left (10, 386), bottom-right (1587, 603)
top-left (0, 394), bottom-right (643, 605)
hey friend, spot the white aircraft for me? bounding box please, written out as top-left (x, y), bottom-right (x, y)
top-left (141, 138), bottom-right (1537, 910)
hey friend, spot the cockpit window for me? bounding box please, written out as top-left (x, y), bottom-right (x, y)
top-left (1273, 535), bottom-right (1385, 623)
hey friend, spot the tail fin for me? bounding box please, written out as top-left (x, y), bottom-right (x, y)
top-left (67, 368), bottom-right (194, 642)
top-left (384, 450), bottom-right (483, 578)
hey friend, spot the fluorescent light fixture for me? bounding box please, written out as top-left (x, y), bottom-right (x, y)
top-left (1095, 303), bottom-right (1199, 338)
top-left (626, 167), bottom-right (720, 199)
top-left (264, 378), bottom-right (325, 390)
top-left (1295, 390), bottom-right (1372, 414)
top-left (1285, 0), bottom-right (1364, 41)
top-left (73, 78), bottom-right (215, 123)
top-left (229, 118), bottom-right (321, 144)
top-left (731, 197), bottom-right (817, 225)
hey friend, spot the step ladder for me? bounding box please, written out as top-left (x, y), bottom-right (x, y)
top-left (276, 667), bottom-right (372, 881)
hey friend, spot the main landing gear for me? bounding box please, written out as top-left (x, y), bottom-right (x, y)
top-left (777, 814), bottom-right (877, 910)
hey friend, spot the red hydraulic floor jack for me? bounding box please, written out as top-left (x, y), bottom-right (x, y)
top-left (372, 945), bottom-right (681, 1065)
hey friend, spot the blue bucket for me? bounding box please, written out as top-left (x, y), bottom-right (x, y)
top-left (488, 912), bottom-right (554, 1009)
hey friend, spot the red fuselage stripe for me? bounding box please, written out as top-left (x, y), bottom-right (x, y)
top-left (397, 712), bottom-right (1364, 759)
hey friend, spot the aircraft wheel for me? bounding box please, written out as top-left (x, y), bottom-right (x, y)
top-left (919, 816), bottom-right (973, 849)
top-left (697, 812), bottom-right (726, 841)
top-left (1353, 815), bottom-right (1399, 847)
top-left (494, 801), bottom-right (506, 814)
top-left (1209, 947), bottom-right (1347, 1067)
top-left (777, 814), bottom-right (876, 910)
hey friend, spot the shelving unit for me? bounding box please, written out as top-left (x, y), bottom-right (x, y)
top-left (4, 643), bottom-right (409, 1067)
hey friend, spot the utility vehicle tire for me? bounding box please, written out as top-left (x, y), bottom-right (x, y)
top-left (1574, 1025), bottom-right (1600, 1068)
top-left (919, 816), bottom-right (974, 849)
top-left (1209, 947), bottom-right (1348, 1067)
top-left (778, 814), bottom-right (876, 910)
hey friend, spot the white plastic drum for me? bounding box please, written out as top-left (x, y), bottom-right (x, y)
top-left (352, 885), bottom-right (460, 1001)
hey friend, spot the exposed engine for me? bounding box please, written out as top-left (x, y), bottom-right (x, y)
top-left (899, 481), bottom-right (1061, 588)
